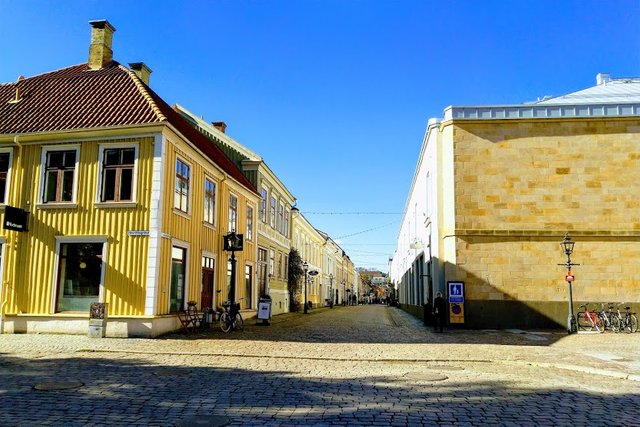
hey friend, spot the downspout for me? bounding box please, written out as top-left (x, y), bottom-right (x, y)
top-left (0, 135), bottom-right (22, 333)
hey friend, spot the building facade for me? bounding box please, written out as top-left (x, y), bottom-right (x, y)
top-left (0, 20), bottom-right (259, 337)
top-left (175, 106), bottom-right (296, 315)
top-left (391, 74), bottom-right (640, 329)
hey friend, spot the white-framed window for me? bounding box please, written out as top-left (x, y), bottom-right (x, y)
top-left (260, 187), bottom-right (267, 223)
top-left (228, 194), bottom-right (238, 232)
top-left (269, 195), bottom-right (276, 228)
top-left (97, 144), bottom-right (137, 203)
top-left (0, 148), bottom-right (13, 205)
top-left (269, 249), bottom-right (275, 276)
top-left (204, 177), bottom-right (216, 225)
top-left (277, 202), bottom-right (284, 234)
top-left (174, 158), bottom-right (190, 213)
top-left (246, 204), bottom-right (254, 241)
top-left (40, 146), bottom-right (79, 204)
top-left (52, 237), bottom-right (107, 313)
top-left (284, 208), bottom-right (290, 238)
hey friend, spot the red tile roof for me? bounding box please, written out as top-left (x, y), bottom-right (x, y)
top-left (0, 62), bottom-right (256, 193)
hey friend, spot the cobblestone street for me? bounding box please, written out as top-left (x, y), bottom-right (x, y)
top-left (1, 305), bottom-right (639, 426)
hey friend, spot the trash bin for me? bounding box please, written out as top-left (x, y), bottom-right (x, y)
top-left (257, 295), bottom-right (272, 325)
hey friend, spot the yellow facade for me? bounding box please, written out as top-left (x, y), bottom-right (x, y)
top-left (0, 126), bottom-right (258, 337)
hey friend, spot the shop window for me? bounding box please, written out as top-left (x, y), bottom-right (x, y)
top-left (56, 242), bottom-right (104, 312)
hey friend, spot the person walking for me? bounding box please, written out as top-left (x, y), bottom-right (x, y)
top-left (433, 292), bottom-right (447, 333)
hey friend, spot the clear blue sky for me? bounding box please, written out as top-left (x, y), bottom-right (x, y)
top-left (1, 1), bottom-right (639, 271)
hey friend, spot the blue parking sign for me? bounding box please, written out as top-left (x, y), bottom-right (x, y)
top-left (448, 281), bottom-right (464, 303)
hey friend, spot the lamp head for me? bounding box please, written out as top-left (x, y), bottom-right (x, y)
top-left (561, 233), bottom-right (575, 256)
top-left (303, 261), bottom-right (308, 272)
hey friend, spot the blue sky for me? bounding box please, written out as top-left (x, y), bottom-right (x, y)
top-left (1, 1), bottom-right (639, 270)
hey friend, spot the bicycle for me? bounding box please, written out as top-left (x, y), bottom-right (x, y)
top-left (219, 300), bottom-right (244, 333)
top-left (575, 303), bottom-right (604, 332)
top-left (596, 303), bottom-right (619, 333)
top-left (617, 303), bottom-right (638, 334)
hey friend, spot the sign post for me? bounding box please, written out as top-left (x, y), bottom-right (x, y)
top-left (447, 281), bottom-right (465, 324)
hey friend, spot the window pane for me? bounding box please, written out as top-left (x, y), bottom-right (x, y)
top-left (102, 169), bottom-right (116, 201)
top-left (45, 171), bottom-right (58, 202)
top-left (47, 151), bottom-right (63, 168)
top-left (120, 168), bottom-right (133, 200)
top-left (63, 151), bottom-right (76, 168)
top-left (104, 149), bottom-right (120, 166)
top-left (62, 170), bottom-right (74, 201)
top-left (121, 148), bottom-right (135, 165)
top-left (0, 153), bottom-right (9, 171)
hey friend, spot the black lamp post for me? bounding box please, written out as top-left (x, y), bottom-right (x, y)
top-left (342, 281), bottom-right (346, 306)
top-left (303, 261), bottom-right (309, 314)
top-left (224, 231), bottom-right (243, 304)
top-left (329, 274), bottom-right (333, 308)
top-left (559, 233), bottom-right (579, 334)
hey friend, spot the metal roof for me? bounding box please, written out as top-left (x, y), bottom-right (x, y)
top-left (535, 77), bottom-right (640, 105)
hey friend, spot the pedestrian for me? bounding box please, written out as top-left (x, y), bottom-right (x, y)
top-left (433, 292), bottom-right (446, 333)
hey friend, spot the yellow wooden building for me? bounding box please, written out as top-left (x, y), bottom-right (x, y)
top-left (0, 20), bottom-right (259, 337)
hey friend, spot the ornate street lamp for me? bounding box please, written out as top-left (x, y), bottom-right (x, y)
top-left (223, 231), bottom-right (244, 304)
top-left (559, 233), bottom-right (579, 334)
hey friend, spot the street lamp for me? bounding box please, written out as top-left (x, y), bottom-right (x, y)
top-left (559, 233), bottom-right (579, 334)
top-left (329, 273), bottom-right (333, 308)
top-left (223, 231), bottom-right (244, 304)
top-left (342, 281), bottom-right (346, 306)
top-left (303, 261), bottom-right (309, 314)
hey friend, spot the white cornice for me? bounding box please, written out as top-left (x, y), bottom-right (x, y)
top-left (444, 103), bottom-right (640, 121)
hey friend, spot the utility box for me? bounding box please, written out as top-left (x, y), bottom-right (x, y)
top-left (88, 302), bottom-right (108, 338)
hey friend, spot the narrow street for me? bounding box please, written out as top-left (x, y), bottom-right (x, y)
top-left (1, 305), bottom-right (639, 426)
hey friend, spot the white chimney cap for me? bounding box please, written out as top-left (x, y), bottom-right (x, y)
top-left (596, 73), bottom-right (611, 85)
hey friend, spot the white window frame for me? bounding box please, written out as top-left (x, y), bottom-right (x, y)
top-left (174, 157), bottom-right (191, 215)
top-left (260, 187), bottom-right (268, 223)
top-left (228, 193), bottom-right (238, 232)
top-left (50, 235), bottom-right (108, 314)
top-left (170, 239), bottom-right (190, 312)
top-left (246, 204), bottom-right (254, 241)
top-left (95, 143), bottom-right (139, 207)
top-left (0, 148), bottom-right (13, 205)
top-left (204, 177), bottom-right (217, 226)
top-left (38, 145), bottom-right (80, 207)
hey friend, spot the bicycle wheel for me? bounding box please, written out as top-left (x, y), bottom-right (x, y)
top-left (576, 312), bottom-right (592, 331)
top-left (220, 312), bottom-right (232, 333)
top-left (610, 316), bottom-right (621, 333)
top-left (629, 315), bottom-right (638, 333)
top-left (234, 312), bottom-right (244, 331)
top-left (596, 314), bottom-right (606, 333)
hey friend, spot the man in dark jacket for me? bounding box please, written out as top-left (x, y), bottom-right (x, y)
top-left (433, 292), bottom-right (447, 332)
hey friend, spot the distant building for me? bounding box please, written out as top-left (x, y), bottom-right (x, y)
top-left (391, 74), bottom-right (640, 329)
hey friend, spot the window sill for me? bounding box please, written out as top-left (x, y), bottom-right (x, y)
top-left (202, 221), bottom-right (216, 230)
top-left (37, 203), bottom-right (78, 210)
top-left (95, 202), bottom-right (137, 209)
top-left (173, 209), bottom-right (191, 220)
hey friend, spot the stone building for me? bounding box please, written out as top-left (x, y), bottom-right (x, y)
top-left (391, 74), bottom-right (640, 329)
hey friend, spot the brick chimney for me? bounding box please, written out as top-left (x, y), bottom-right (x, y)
top-left (88, 20), bottom-right (116, 70)
top-left (129, 62), bottom-right (152, 85)
top-left (212, 121), bottom-right (227, 133)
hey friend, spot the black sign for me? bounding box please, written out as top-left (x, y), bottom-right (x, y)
top-left (3, 206), bottom-right (29, 232)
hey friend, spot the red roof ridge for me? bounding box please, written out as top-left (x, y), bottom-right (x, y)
top-left (119, 65), bottom-right (167, 122)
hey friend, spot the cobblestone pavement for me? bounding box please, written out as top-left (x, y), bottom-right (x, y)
top-left (1, 305), bottom-right (639, 426)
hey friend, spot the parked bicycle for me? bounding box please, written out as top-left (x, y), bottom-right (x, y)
top-left (575, 303), bottom-right (604, 332)
top-left (614, 303), bottom-right (638, 334)
top-left (596, 303), bottom-right (619, 333)
top-left (219, 299), bottom-right (244, 333)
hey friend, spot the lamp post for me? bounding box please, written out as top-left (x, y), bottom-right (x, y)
top-left (303, 261), bottom-right (309, 314)
top-left (329, 274), bottom-right (333, 308)
top-left (342, 281), bottom-right (346, 306)
top-left (558, 233), bottom-right (579, 334)
top-left (223, 231), bottom-right (244, 304)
